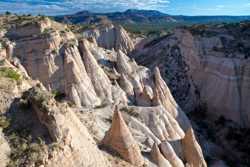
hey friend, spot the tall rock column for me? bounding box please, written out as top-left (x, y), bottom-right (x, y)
top-left (151, 143), bottom-right (172, 167)
top-left (79, 39), bottom-right (113, 104)
top-left (62, 44), bottom-right (101, 107)
top-left (182, 128), bottom-right (207, 167)
top-left (101, 106), bottom-right (144, 166)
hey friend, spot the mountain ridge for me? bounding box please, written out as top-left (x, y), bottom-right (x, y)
top-left (54, 9), bottom-right (250, 25)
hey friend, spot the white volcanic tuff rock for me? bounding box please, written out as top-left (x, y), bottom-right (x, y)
top-left (151, 143), bottom-right (172, 167)
top-left (119, 73), bottom-right (134, 97)
top-left (117, 67), bottom-right (207, 166)
top-left (135, 27), bottom-right (250, 127)
top-left (0, 39), bottom-right (14, 61)
top-left (122, 105), bottom-right (206, 166)
top-left (82, 24), bottom-right (135, 54)
top-left (0, 46), bottom-right (6, 60)
top-left (152, 67), bottom-right (191, 131)
top-left (2, 17), bottom-right (207, 166)
top-left (159, 141), bottom-right (185, 167)
top-left (62, 44), bottom-right (101, 107)
top-left (111, 80), bottom-right (128, 105)
top-left (182, 128), bottom-right (207, 167)
top-left (9, 23), bottom-right (101, 107)
top-left (174, 28), bottom-right (250, 127)
top-left (79, 39), bottom-right (113, 104)
top-left (24, 86), bottom-right (111, 167)
top-left (0, 60), bottom-right (33, 113)
top-left (0, 129), bottom-right (10, 167)
top-left (135, 85), bottom-right (153, 106)
top-left (6, 17), bottom-right (52, 38)
top-left (126, 106), bottom-right (185, 143)
top-left (115, 50), bottom-right (154, 104)
top-left (101, 107), bottom-right (144, 166)
top-left (152, 67), bottom-right (179, 117)
top-left (116, 50), bottom-right (133, 74)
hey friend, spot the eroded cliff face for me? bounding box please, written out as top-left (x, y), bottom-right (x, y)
top-left (0, 15), bottom-right (207, 167)
top-left (82, 23), bottom-right (135, 54)
top-left (23, 86), bottom-right (112, 167)
top-left (134, 23), bottom-right (250, 127)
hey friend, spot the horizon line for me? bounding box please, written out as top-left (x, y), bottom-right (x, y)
top-left (1, 9), bottom-right (250, 17)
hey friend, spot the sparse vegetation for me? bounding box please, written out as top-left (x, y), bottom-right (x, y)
top-left (5, 11), bottom-right (11, 15)
top-left (120, 107), bottom-right (139, 118)
top-left (95, 102), bottom-right (109, 109)
top-left (51, 90), bottom-right (66, 101)
top-left (0, 115), bottom-right (10, 129)
top-left (42, 28), bottom-right (53, 34)
top-left (2, 100), bottom-right (47, 167)
top-left (51, 49), bottom-right (58, 55)
top-left (6, 132), bottom-right (46, 167)
top-left (0, 59), bottom-right (5, 66)
top-left (0, 67), bottom-right (21, 81)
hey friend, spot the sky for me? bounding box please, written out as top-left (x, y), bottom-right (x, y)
top-left (0, 0), bottom-right (250, 16)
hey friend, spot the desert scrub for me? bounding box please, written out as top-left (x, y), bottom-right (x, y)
top-left (0, 115), bottom-right (10, 129)
top-left (0, 59), bottom-right (5, 66)
top-left (0, 67), bottom-right (21, 81)
top-left (120, 107), bottom-right (139, 118)
top-left (6, 133), bottom-right (46, 167)
top-left (3, 111), bottom-right (47, 167)
top-left (51, 90), bottom-right (66, 101)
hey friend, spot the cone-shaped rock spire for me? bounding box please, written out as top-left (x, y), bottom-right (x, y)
top-left (182, 128), bottom-right (207, 167)
top-left (101, 106), bottom-right (144, 166)
top-left (79, 39), bottom-right (113, 104)
top-left (152, 67), bottom-right (191, 131)
top-left (119, 73), bottom-right (134, 97)
top-left (159, 141), bottom-right (185, 167)
top-left (63, 45), bottom-right (101, 107)
top-left (136, 85), bottom-right (153, 106)
top-left (116, 50), bottom-right (133, 74)
top-left (153, 67), bottom-right (179, 117)
top-left (151, 143), bottom-right (172, 167)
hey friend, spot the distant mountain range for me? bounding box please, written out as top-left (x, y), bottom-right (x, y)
top-left (54, 9), bottom-right (250, 25)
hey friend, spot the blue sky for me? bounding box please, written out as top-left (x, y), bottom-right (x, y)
top-left (0, 0), bottom-right (250, 16)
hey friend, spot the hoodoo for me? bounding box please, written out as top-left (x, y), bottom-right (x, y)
top-left (101, 107), bottom-right (144, 166)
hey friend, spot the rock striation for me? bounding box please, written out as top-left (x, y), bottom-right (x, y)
top-left (0, 15), bottom-right (208, 167)
top-left (151, 143), bottom-right (172, 167)
top-left (5, 17), bottom-right (102, 108)
top-left (79, 39), bottom-right (113, 104)
top-left (82, 23), bottom-right (134, 54)
top-left (134, 23), bottom-right (250, 127)
top-left (24, 85), bottom-right (111, 167)
top-left (159, 141), bottom-right (185, 167)
top-left (182, 128), bottom-right (207, 167)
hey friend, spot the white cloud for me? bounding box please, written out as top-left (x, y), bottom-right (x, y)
top-left (0, 0), bottom-right (171, 15)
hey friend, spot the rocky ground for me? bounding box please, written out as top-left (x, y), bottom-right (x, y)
top-left (1, 14), bottom-right (249, 167)
top-left (0, 15), bottom-right (208, 167)
top-left (133, 22), bottom-right (250, 166)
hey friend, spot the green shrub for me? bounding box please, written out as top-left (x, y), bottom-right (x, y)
top-left (5, 11), bottom-right (11, 15)
top-left (42, 28), bottom-right (52, 35)
top-left (51, 90), bottom-right (66, 101)
top-left (51, 49), bottom-right (58, 55)
top-left (0, 115), bottom-right (10, 129)
top-left (120, 107), bottom-right (139, 118)
top-left (0, 59), bottom-right (5, 66)
top-left (7, 134), bottom-right (46, 167)
top-left (0, 67), bottom-right (21, 81)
